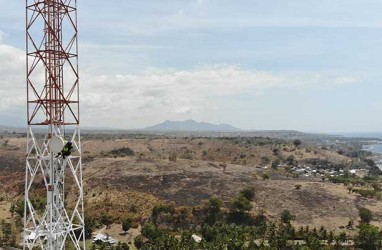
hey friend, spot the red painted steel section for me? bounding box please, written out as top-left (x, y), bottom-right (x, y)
top-left (26, 0), bottom-right (79, 126)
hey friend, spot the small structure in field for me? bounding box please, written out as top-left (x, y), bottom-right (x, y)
top-left (92, 233), bottom-right (118, 245)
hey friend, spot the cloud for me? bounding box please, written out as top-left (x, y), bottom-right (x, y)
top-left (0, 42), bottom-right (25, 112)
top-left (332, 76), bottom-right (357, 85)
top-left (80, 65), bottom-right (356, 127)
top-left (77, 0), bottom-right (382, 38)
top-left (81, 42), bottom-right (170, 51)
top-left (0, 38), bottom-right (358, 129)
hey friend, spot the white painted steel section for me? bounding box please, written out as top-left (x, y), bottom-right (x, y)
top-left (23, 126), bottom-right (85, 249)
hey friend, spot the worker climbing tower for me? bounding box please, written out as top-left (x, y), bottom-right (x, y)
top-left (24, 0), bottom-right (85, 249)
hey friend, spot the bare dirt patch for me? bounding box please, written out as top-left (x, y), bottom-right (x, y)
top-left (0, 201), bottom-right (12, 222)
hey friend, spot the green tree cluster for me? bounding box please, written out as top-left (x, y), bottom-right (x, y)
top-left (354, 224), bottom-right (382, 250)
top-left (359, 207), bottom-right (373, 224)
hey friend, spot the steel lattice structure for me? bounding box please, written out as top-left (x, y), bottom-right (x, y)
top-left (24, 0), bottom-right (85, 249)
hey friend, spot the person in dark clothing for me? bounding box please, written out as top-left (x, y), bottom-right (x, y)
top-left (62, 141), bottom-right (73, 159)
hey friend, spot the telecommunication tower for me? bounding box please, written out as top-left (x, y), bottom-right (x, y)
top-left (24, 0), bottom-right (85, 249)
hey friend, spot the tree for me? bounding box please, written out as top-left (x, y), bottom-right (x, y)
top-left (293, 140), bottom-right (302, 147)
top-left (142, 223), bottom-right (162, 240)
top-left (347, 219), bottom-right (354, 230)
top-left (354, 224), bottom-right (382, 250)
top-left (232, 195), bottom-right (252, 214)
top-left (327, 231), bottom-right (334, 246)
top-left (339, 231), bottom-right (347, 245)
top-left (280, 210), bottom-right (295, 224)
top-left (180, 231), bottom-right (197, 249)
top-left (253, 212), bottom-right (267, 235)
top-left (286, 155), bottom-right (298, 166)
top-left (359, 207), bottom-right (373, 224)
top-left (319, 226), bottom-right (327, 240)
top-left (272, 159), bottom-right (281, 170)
top-left (204, 195), bottom-right (224, 225)
top-left (9, 204), bottom-right (15, 217)
top-left (84, 216), bottom-right (95, 239)
top-left (122, 218), bottom-right (132, 234)
top-left (273, 148), bottom-right (280, 155)
top-left (100, 214), bottom-right (112, 229)
top-left (11, 200), bottom-right (24, 218)
top-left (134, 235), bottom-right (144, 249)
top-left (334, 235), bottom-right (341, 249)
top-left (229, 194), bottom-right (253, 224)
top-left (120, 242), bottom-right (130, 250)
top-left (306, 234), bottom-right (322, 250)
top-left (90, 243), bottom-right (96, 250)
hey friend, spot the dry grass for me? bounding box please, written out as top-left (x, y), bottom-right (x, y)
top-left (0, 201), bottom-right (12, 222)
top-left (83, 188), bottom-right (162, 222)
top-left (1, 135), bottom-right (381, 237)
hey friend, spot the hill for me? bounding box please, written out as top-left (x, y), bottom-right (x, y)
top-left (1, 133), bottom-right (382, 248)
top-left (143, 119), bottom-right (242, 132)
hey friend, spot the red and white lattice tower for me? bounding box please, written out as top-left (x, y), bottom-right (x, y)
top-left (24, 0), bottom-right (85, 249)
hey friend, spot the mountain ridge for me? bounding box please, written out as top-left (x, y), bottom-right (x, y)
top-left (143, 119), bottom-right (242, 132)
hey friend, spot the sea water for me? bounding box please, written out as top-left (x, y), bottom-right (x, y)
top-left (363, 143), bottom-right (382, 170)
top-left (364, 143), bottom-right (382, 154)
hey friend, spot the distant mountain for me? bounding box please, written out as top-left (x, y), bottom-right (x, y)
top-left (143, 120), bottom-right (242, 132)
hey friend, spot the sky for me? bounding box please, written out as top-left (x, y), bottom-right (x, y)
top-left (1, 0), bottom-right (382, 132)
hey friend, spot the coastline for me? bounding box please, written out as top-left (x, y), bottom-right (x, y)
top-left (372, 156), bottom-right (382, 171)
top-left (363, 142), bottom-right (382, 171)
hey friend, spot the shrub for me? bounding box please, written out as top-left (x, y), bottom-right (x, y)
top-left (359, 207), bottom-right (373, 224)
top-left (142, 223), bottom-right (162, 240)
top-left (239, 187), bottom-right (255, 201)
top-left (272, 159), bottom-right (281, 169)
top-left (262, 173), bottom-right (270, 180)
top-left (280, 210), bottom-right (295, 224)
top-left (152, 204), bottom-right (175, 217)
top-left (109, 147), bottom-right (135, 157)
top-left (134, 235), bottom-right (144, 249)
top-left (286, 155), bottom-right (298, 166)
top-left (231, 195), bottom-right (252, 214)
top-left (169, 152), bottom-right (177, 162)
top-left (261, 156), bottom-right (270, 164)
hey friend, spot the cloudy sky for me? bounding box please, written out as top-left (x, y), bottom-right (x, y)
top-left (1, 0), bottom-right (382, 132)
